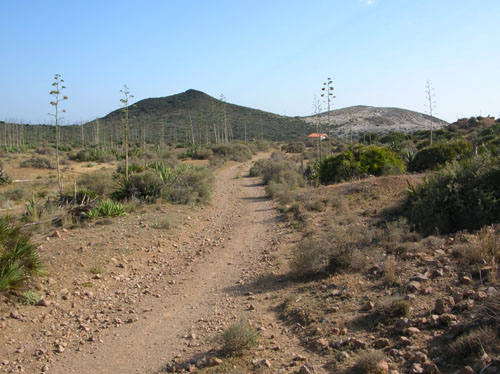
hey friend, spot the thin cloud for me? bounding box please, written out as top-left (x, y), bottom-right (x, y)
top-left (362, 0), bottom-right (375, 5)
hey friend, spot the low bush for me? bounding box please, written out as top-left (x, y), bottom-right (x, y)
top-left (316, 145), bottom-right (405, 184)
top-left (221, 319), bottom-right (259, 356)
top-left (85, 200), bottom-right (126, 220)
top-left (351, 350), bottom-right (387, 374)
top-left (17, 290), bottom-right (41, 305)
top-left (448, 327), bottom-right (500, 364)
top-left (0, 161), bottom-right (11, 185)
top-left (290, 238), bottom-right (327, 277)
top-left (112, 163), bottom-right (214, 205)
top-left (283, 142), bottom-right (306, 153)
top-left (0, 216), bottom-right (43, 291)
top-left (408, 139), bottom-right (473, 172)
top-left (405, 154), bottom-right (500, 234)
top-left (211, 143), bottom-right (253, 162)
top-left (69, 148), bottom-right (116, 163)
top-left (77, 172), bottom-right (116, 198)
top-left (20, 157), bottom-right (53, 169)
top-left (191, 147), bottom-right (213, 160)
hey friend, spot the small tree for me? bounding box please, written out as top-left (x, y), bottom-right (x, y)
top-left (49, 74), bottom-right (68, 194)
top-left (120, 85), bottom-right (133, 180)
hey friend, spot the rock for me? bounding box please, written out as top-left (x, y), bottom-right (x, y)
top-left (394, 318), bottom-right (410, 333)
top-left (337, 351), bottom-right (350, 361)
top-left (1, 360), bottom-right (9, 365)
top-left (407, 281), bottom-right (422, 293)
top-left (41, 365), bottom-right (49, 372)
top-left (299, 363), bottom-right (315, 374)
top-left (412, 363), bottom-right (424, 374)
top-left (362, 301), bottom-right (375, 311)
top-left (37, 299), bottom-right (50, 307)
top-left (424, 361), bottom-right (440, 374)
top-left (53, 230), bottom-right (61, 238)
top-left (208, 357), bottom-right (223, 366)
top-left (460, 276), bottom-right (473, 285)
top-left (374, 338), bottom-right (391, 348)
top-left (434, 299), bottom-right (449, 314)
top-left (352, 338), bottom-right (367, 349)
top-left (10, 310), bottom-right (21, 320)
top-left (398, 337), bottom-right (412, 347)
top-left (411, 273), bottom-right (429, 282)
top-left (421, 287), bottom-right (433, 295)
top-left (439, 314), bottom-right (458, 324)
top-left (456, 366), bottom-right (475, 374)
top-left (413, 352), bottom-right (428, 363)
top-left (455, 299), bottom-right (474, 311)
top-left (314, 338), bottom-right (330, 350)
top-left (432, 269), bottom-right (444, 278)
top-left (406, 327), bottom-right (420, 335)
top-left (377, 360), bottom-right (389, 374)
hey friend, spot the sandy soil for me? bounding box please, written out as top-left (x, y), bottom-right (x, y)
top-left (0, 156), bottom-right (286, 373)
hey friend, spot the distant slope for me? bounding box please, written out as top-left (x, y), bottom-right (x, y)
top-left (97, 89), bottom-right (310, 142)
top-left (303, 105), bottom-right (448, 138)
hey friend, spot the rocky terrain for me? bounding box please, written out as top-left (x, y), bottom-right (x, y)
top-left (304, 106), bottom-right (448, 138)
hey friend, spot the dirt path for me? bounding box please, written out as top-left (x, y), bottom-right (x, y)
top-left (44, 157), bottom-right (278, 373)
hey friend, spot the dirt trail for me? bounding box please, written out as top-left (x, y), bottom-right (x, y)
top-left (47, 157), bottom-right (278, 373)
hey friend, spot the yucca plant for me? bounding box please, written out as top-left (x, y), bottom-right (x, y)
top-left (0, 216), bottom-right (43, 291)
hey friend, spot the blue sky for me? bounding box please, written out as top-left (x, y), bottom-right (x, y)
top-left (0, 0), bottom-right (498, 124)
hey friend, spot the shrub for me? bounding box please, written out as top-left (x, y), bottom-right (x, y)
top-left (290, 238), bottom-right (326, 276)
top-left (316, 145), bottom-right (404, 184)
top-left (69, 148), bottom-right (116, 163)
top-left (113, 171), bottom-right (163, 202)
top-left (448, 327), bottom-right (500, 364)
top-left (20, 157), bottom-right (53, 169)
top-left (88, 200), bottom-right (126, 219)
top-left (77, 173), bottom-right (116, 198)
top-left (191, 147), bottom-right (213, 160)
top-left (17, 290), bottom-right (41, 305)
top-left (161, 165), bottom-right (214, 205)
top-left (283, 142), bottom-right (306, 153)
top-left (405, 154), bottom-right (500, 234)
top-left (0, 161), bottom-right (11, 185)
top-left (408, 139), bottom-right (473, 172)
top-left (351, 350), bottom-right (387, 374)
top-left (211, 143), bottom-right (253, 162)
top-left (221, 319), bottom-right (259, 356)
top-left (0, 216), bottom-right (43, 291)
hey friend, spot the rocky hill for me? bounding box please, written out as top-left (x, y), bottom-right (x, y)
top-left (303, 105), bottom-right (449, 139)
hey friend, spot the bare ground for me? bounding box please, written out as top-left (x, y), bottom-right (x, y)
top-left (0, 157), bottom-right (292, 373)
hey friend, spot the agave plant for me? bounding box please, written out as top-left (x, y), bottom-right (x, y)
top-left (0, 216), bottom-right (43, 291)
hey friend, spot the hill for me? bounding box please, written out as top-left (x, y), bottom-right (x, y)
top-left (94, 89), bottom-right (311, 143)
top-left (303, 105), bottom-right (449, 139)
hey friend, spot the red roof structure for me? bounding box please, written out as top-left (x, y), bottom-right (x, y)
top-left (307, 133), bottom-right (328, 139)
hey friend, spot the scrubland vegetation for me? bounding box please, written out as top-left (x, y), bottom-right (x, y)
top-left (3, 112), bottom-right (500, 373)
top-left (193, 115), bottom-right (500, 374)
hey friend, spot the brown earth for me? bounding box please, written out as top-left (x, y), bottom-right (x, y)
top-left (0, 156), bottom-right (293, 373)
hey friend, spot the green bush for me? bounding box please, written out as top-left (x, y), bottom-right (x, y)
top-left (283, 142), bottom-right (306, 153)
top-left (69, 148), bottom-right (115, 163)
top-left (405, 154), bottom-right (500, 234)
top-left (316, 145), bottom-right (404, 184)
top-left (211, 143), bottom-right (253, 162)
top-left (85, 200), bottom-right (125, 219)
top-left (113, 171), bottom-right (163, 202)
top-left (408, 139), bottom-right (473, 172)
top-left (20, 157), bottom-right (53, 169)
top-left (221, 319), bottom-right (259, 356)
top-left (77, 172), bottom-right (116, 198)
top-left (161, 165), bottom-right (214, 205)
top-left (0, 216), bottom-right (43, 291)
top-left (191, 147), bottom-right (213, 160)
